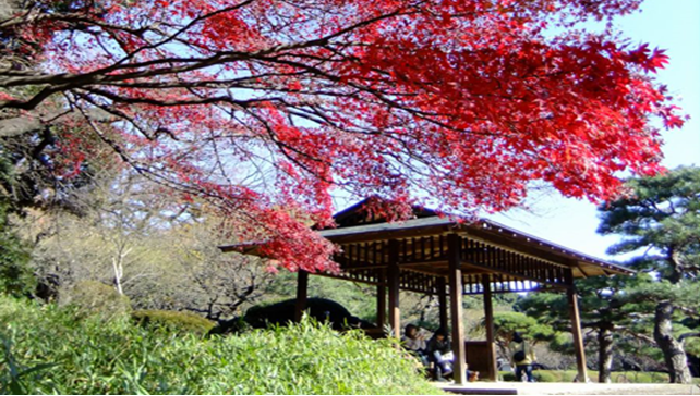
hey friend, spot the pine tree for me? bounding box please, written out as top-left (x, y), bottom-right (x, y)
top-left (490, 311), bottom-right (561, 365)
top-left (516, 275), bottom-right (649, 383)
top-left (597, 165), bottom-right (700, 383)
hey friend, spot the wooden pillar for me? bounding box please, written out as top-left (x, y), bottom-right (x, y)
top-left (294, 270), bottom-right (308, 322)
top-left (376, 282), bottom-right (386, 331)
top-left (568, 286), bottom-right (588, 382)
top-left (482, 275), bottom-right (498, 381)
top-left (437, 276), bottom-right (448, 331)
top-left (448, 234), bottom-right (467, 385)
top-left (387, 239), bottom-right (401, 337)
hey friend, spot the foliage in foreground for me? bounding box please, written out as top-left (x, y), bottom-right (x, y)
top-left (0, 296), bottom-right (439, 395)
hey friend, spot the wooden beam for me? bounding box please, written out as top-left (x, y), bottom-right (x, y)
top-left (377, 281), bottom-right (386, 332)
top-left (461, 262), bottom-right (551, 287)
top-left (482, 276), bottom-right (498, 382)
top-left (568, 286), bottom-right (588, 382)
top-left (448, 234), bottom-right (467, 385)
top-left (334, 254), bottom-right (387, 271)
top-left (312, 271), bottom-right (381, 286)
top-left (294, 270), bottom-right (308, 322)
top-left (460, 226), bottom-right (580, 268)
top-left (322, 224), bottom-right (453, 244)
top-left (437, 276), bottom-right (448, 331)
top-left (387, 239), bottom-right (401, 337)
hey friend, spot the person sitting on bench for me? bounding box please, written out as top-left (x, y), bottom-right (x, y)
top-left (427, 328), bottom-right (454, 380)
top-left (401, 324), bottom-right (429, 367)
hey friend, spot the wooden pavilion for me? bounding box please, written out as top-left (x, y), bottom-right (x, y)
top-left (221, 198), bottom-right (633, 384)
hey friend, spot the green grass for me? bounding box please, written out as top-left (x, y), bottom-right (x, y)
top-left (0, 296), bottom-right (442, 394)
top-left (499, 369), bottom-right (685, 383)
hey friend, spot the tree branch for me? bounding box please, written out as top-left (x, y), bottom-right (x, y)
top-left (679, 332), bottom-right (700, 342)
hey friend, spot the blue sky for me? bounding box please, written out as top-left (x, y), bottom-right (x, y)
top-left (487, 0), bottom-right (700, 261)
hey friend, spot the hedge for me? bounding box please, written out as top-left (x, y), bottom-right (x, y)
top-left (499, 369), bottom-right (678, 383)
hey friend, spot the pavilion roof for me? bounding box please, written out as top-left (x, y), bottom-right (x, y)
top-left (220, 198), bottom-right (632, 280)
top-left (316, 214), bottom-right (631, 278)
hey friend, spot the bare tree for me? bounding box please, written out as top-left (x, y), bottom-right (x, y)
top-left (27, 168), bottom-right (276, 316)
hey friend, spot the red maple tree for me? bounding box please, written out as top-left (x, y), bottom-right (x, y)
top-left (0, 0), bottom-right (686, 272)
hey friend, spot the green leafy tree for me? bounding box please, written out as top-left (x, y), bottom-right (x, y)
top-left (516, 275), bottom-right (652, 383)
top-left (490, 311), bottom-right (561, 362)
top-left (597, 165), bottom-right (700, 383)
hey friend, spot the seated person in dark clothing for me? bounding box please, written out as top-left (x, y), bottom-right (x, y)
top-left (427, 328), bottom-right (454, 379)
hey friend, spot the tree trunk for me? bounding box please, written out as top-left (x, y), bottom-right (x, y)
top-left (598, 323), bottom-right (614, 384)
top-left (111, 257), bottom-right (124, 295)
top-left (654, 302), bottom-right (692, 384)
top-left (206, 297), bottom-right (218, 320)
top-left (666, 246), bottom-right (683, 285)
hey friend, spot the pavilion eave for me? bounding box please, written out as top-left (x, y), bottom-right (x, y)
top-left (316, 217), bottom-right (632, 277)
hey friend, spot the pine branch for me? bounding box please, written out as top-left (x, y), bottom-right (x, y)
top-left (624, 330), bottom-right (656, 345)
top-left (679, 333), bottom-right (700, 342)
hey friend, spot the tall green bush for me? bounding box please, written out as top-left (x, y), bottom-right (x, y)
top-left (0, 296), bottom-right (440, 394)
top-left (132, 309), bottom-right (216, 335)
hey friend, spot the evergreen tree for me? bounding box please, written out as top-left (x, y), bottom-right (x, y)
top-left (516, 274), bottom-right (652, 383)
top-left (490, 311), bottom-right (561, 363)
top-left (597, 165), bottom-right (700, 383)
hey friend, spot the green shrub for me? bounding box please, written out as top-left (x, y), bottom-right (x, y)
top-left (500, 369), bottom-right (674, 384)
top-left (132, 309), bottom-right (216, 335)
top-left (588, 370), bottom-right (670, 383)
top-left (61, 281), bottom-right (131, 319)
top-left (532, 371), bottom-right (558, 382)
top-left (611, 371), bottom-right (669, 383)
top-left (0, 296), bottom-right (441, 394)
top-left (244, 297), bottom-right (372, 331)
top-left (209, 316), bottom-right (250, 335)
top-left (500, 371), bottom-right (517, 381)
top-left (559, 370), bottom-right (578, 382)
